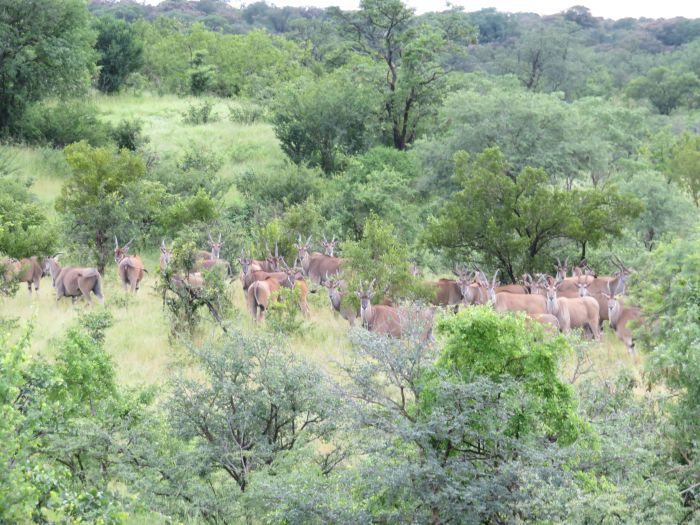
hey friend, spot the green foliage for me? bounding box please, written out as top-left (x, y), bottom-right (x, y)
top-left (273, 67), bottom-right (377, 173)
top-left (17, 100), bottom-right (113, 148)
top-left (228, 99), bottom-right (267, 124)
top-left (632, 234), bottom-right (700, 508)
top-left (95, 16), bottom-right (144, 93)
top-left (0, 0), bottom-right (96, 133)
top-left (0, 153), bottom-right (56, 258)
top-left (56, 141), bottom-right (155, 272)
top-left (342, 214), bottom-right (414, 303)
top-left (181, 100), bottom-right (217, 125)
top-left (266, 286), bottom-right (306, 335)
top-left (668, 132), bottom-right (700, 206)
top-left (424, 148), bottom-right (641, 281)
top-left (434, 306), bottom-right (581, 443)
top-left (111, 118), bottom-right (149, 151)
top-left (162, 329), bottom-right (338, 518)
top-left (626, 67), bottom-right (700, 114)
top-left (335, 0), bottom-right (475, 150)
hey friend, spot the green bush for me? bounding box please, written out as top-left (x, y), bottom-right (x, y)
top-left (228, 100), bottom-right (267, 124)
top-left (17, 100), bottom-right (112, 148)
top-left (182, 100), bottom-right (217, 125)
top-left (111, 118), bottom-right (148, 151)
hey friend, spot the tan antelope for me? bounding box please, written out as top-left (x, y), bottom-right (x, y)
top-left (115, 237), bottom-right (146, 293)
top-left (247, 268), bottom-right (297, 322)
top-left (478, 270), bottom-right (548, 316)
top-left (543, 278), bottom-right (600, 339)
top-left (602, 282), bottom-right (642, 357)
top-left (295, 235), bottom-right (343, 285)
top-left (43, 255), bottom-right (104, 305)
top-left (577, 256), bottom-right (633, 328)
top-left (323, 273), bottom-right (357, 326)
top-left (530, 313), bottom-right (561, 331)
top-left (429, 265), bottom-right (472, 309)
top-left (196, 232), bottom-right (224, 262)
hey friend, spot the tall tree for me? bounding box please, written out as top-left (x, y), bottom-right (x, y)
top-left (94, 15), bottom-right (144, 93)
top-left (334, 0), bottom-right (475, 150)
top-left (0, 0), bottom-right (96, 133)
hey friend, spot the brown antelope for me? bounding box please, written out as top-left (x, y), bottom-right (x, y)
top-left (543, 278), bottom-right (600, 339)
top-left (323, 273), bottom-right (357, 326)
top-left (115, 237), bottom-right (146, 293)
top-left (1, 257), bottom-right (21, 285)
top-left (322, 235), bottom-right (338, 257)
top-left (160, 241), bottom-right (204, 292)
top-left (602, 283), bottom-right (641, 357)
top-left (12, 256), bottom-right (45, 295)
top-left (356, 279), bottom-right (403, 337)
top-left (430, 265), bottom-right (470, 309)
top-left (356, 279), bottom-right (433, 340)
top-left (479, 271), bottom-right (547, 315)
top-left (455, 270), bottom-right (488, 306)
top-left (247, 268), bottom-right (296, 322)
top-left (577, 256), bottom-right (633, 327)
top-left (43, 255), bottom-right (104, 305)
top-left (295, 235), bottom-right (343, 285)
top-left (531, 313), bottom-right (561, 331)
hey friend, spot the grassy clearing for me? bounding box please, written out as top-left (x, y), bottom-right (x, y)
top-left (0, 93), bottom-right (638, 389)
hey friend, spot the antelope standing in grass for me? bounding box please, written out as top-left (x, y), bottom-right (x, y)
top-left (196, 233), bottom-right (223, 261)
top-left (295, 235), bottom-right (343, 285)
top-left (239, 255), bottom-right (310, 317)
top-left (477, 270), bottom-right (547, 316)
top-left (5, 256), bottom-right (45, 295)
top-left (322, 235), bottom-right (338, 257)
top-left (115, 237), bottom-right (146, 293)
top-left (43, 255), bottom-right (104, 305)
top-left (543, 278), bottom-right (600, 339)
top-left (602, 282), bottom-right (641, 357)
top-left (356, 279), bottom-right (433, 340)
top-left (323, 273), bottom-right (357, 326)
top-left (247, 267), bottom-right (297, 322)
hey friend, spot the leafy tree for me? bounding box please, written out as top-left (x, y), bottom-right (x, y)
top-left (273, 66), bottom-right (377, 173)
top-left (633, 234), bottom-right (700, 514)
top-left (625, 67), bottom-right (700, 114)
top-left (424, 148), bottom-right (640, 281)
top-left (95, 15), bottom-right (144, 93)
top-left (668, 132), bottom-right (700, 206)
top-left (0, 164), bottom-right (56, 258)
top-left (341, 214), bottom-right (423, 304)
top-left (0, 0), bottom-right (96, 133)
top-left (334, 0), bottom-right (475, 150)
top-left (160, 329), bottom-right (339, 519)
top-left (56, 141), bottom-right (160, 273)
top-left (466, 8), bottom-right (513, 43)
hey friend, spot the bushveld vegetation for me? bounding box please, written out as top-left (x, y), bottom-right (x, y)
top-left (1, 0), bottom-right (700, 522)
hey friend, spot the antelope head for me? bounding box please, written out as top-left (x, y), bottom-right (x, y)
top-left (44, 253), bottom-right (63, 286)
top-left (208, 233), bottom-right (223, 260)
top-left (610, 255), bottom-right (633, 293)
top-left (322, 234), bottom-right (337, 257)
top-left (114, 236), bottom-right (133, 263)
top-left (602, 280), bottom-right (624, 320)
top-left (294, 234), bottom-right (313, 261)
top-left (237, 253), bottom-right (254, 276)
top-left (544, 277), bottom-right (563, 313)
top-left (456, 270), bottom-right (477, 304)
top-left (356, 278), bottom-right (376, 315)
top-left (575, 274), bottom-right (590, 297)
top-left (554, 257), bottom-right (569, 281)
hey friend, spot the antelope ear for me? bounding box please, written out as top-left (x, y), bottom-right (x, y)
top-left (355, 291), bottom-right (362, 298)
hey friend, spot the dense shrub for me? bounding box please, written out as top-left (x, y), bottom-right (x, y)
top-left (111, 118), bottom-right (148, 151)
top-left (181, 100), bottom-right (217, 125)
top-left (16, 100), bottom-right (112, 148)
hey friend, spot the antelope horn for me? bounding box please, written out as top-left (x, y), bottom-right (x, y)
top-left (306, 235), bottom-right (312, 246)
top-left (323, 233), bottom-right (328, 243)
top-left (124, 238), bottom-right (134, 248)
top-left (161, 239), bottom-right (166, 248)
top-left (556, 257), bottom-right (561, 267)
top-left (114, 236), bottom-right (119, 248)
top-left (491, 269), bottom-right (500, 289)
top-left (275, 241), bottom-right (279, 257)
top-left (208, 231), bottom-right (213, 242)
top-left (265, 241), bottom-right (272, 257)
top-left (369, 278), bottom-right (376, 291)
top-left (564, 257), bottom-right (569, 267)
top-left (331, 235), bottom-right (336, 243)
top-left (218, 233), bottom-right (222, 243)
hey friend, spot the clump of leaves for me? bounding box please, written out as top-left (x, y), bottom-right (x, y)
top-left (182, 100), bottom-right (217, 125)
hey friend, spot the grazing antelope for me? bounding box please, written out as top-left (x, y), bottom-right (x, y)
top-left (43, 255), bottom-right (104, 305)
top-left (115, 237), bottom-right (146, 293)
top-left (480, 271), bottom-right (547, 316)
top-left (543, 279), bottom-right (600, 339)
top-left (323, 274), bottom-right (357, 326)
top-left (247, 268), bottom-right (296, 322)
top-left (295, 235), bottom-right (343, 285)
top-left (602, 283), bottom-right (641, 357)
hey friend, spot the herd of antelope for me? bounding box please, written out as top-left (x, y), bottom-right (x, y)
top-left (1, 233), bottom-right (642, 355)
